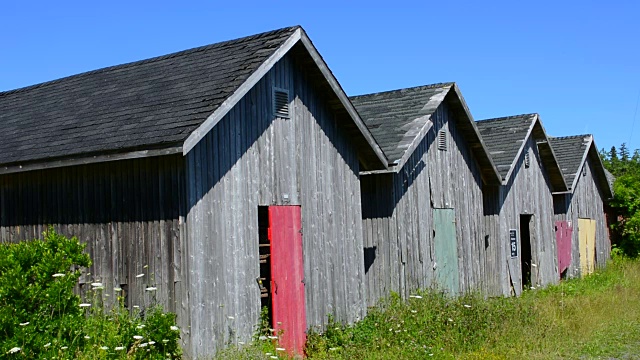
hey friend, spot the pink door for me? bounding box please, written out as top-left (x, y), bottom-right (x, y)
top-left (268, 206), bottom-right (306, 357)
top-left (556, 221), bottom-right (573, 277)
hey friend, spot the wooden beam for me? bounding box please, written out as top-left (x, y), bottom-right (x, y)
top-left (0, 146), bottom-right (182, 175)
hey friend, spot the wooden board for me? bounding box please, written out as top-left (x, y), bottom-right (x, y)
top-left (578, 218), bottom-right (596, 275)
top-left (269, 206), bottom-right (307, 357)
top-left (433, 208), bottom-right (459, 295)
top-left (555, 220), bottom-right (572, 276)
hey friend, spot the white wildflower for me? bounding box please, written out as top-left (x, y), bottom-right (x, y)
top-left (170, 326), bottom-right (179, 331)
top-left (148, 341), bottom-right (156, 345)
top-left (162, 339), bottom-right (169, 343)
top-left (463, 304), bottom-right (472, 308)
top-left (145, 287), bottom-right (157, 291)
top-left (409, 295), bottom-right (423, 299)
top-left (43, 343), bottom-right (51, 348)
top-left (61, 346), bottom-right (68, 350)
top-left (268, 335), bottom-right (278, 339)
top-left (114, 346), bottom-right (125, 351)
top-left (114, 287), bottom-right (122, 292)
top-left (91, 282), bottom-right (103, 287)
top-left (133, 305), bottom-right (140, 309)
top-left (139, 343), bottom-right (148, 348)
top-left (238, 341), bottom-right (245, 345)
top-left (84, 335), bottom-right (90, 339)
top-left (410, 310), bottom-right (417, 313)
top-left (100, 346), bottom-right (108, 350)
top-left (19, 322), bottom-right (29, 326)
top-left (143, 265), bottom-right (149, 269)
top-left (270, 356), bottom-right (278, 359)
top-left (329, 347), bottom-right (339, 351)
top-left (531, 286), bottom-right (536, 290)
top-left (448, 318), bottom-right (453, 322)
top-left (136, 273), bottom-right (145, 278)
top-left (79, 303), bottom-right (91, 308)
top-left (8, 347), bottom-right (20, 354)
top-left (136, 325), bottom-right (145, 329)
top-left (52, 273), bottom-right (65, 278)
top-left (133, 335), bottom-right (143, 340)
top-left (265, 353), bottom-right (272, 356)
top-left (276, 347), bottom-right (285, 351)
top-left (258, 336), bottom-right (267, 341)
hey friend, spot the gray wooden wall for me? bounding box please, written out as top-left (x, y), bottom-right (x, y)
top-left (484, 137), bottom-right (559, 296)
top-left (553, 156), bottom-right (610, 278)
top-left (361, 101), bottom-right (497, 306)
top-left (183, 53), bottom-right (366, 357)
top-left (0, 155), bottom-right (186, 316)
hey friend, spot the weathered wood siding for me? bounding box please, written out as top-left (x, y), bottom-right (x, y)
top-left (361, 101), bottom-right (496, 305)
top-left (184, 53), bottom-right (366, 357)
top-left (0, 155), bottom-right (187, 315)
top-left (485, 137), bottom-right (559, 296)
top-left (553, 156), bottom-right (610, 278)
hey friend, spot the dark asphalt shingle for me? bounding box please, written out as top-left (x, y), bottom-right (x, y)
top-left (475, 114), bottom-right (536, 178)
top-left (350, 83), bottom-right (453, 164)
top-left (0, 26), bottom-right (299, 165)
top-left (549, 135), bottom-right (591, 191)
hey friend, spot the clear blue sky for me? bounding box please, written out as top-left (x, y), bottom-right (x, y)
top-left (2, 0), bottom-right (639, 152)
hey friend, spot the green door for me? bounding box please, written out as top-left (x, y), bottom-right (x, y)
top-left (434, 208), bottom-right (459, 295)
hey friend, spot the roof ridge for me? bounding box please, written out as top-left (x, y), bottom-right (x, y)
top-left (349, 82), bottom-right (454, 99)
top-left (0, 25), bottom-right (301, 97)
top-left (550, 134), bottom-right (592, 140)
top-left (476, 113), bottom-right (538, 123)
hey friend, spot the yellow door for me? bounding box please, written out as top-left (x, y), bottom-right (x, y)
top-left (578, 218), bottom-right (596, 275)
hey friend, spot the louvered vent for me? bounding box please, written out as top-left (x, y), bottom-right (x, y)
top-left (524, 151), bottom-right (531, 168)
top-left (273, 88), bottom-right (290, 118)
top-left (437, 129), bottom-right (447, 151)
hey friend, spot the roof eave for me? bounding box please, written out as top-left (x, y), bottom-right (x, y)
top-left (182, 28), bottom-right (389, 170)
top-left (450, 84), bottom-right (502, 186)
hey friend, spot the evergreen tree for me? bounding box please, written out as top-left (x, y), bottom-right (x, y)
top-left (620, 143), bottom-right (630, 161)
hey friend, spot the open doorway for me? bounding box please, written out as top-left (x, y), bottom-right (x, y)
top-left (520, 214), bottom-right (533, 290)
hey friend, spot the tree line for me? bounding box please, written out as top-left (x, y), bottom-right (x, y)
top-left (600, 144), bottom-right (640, 256)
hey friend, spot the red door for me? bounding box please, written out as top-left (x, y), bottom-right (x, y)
top-left (268, 206), bottom-right (306, 357)
top-left (556, 221), bottom-right (573, 277)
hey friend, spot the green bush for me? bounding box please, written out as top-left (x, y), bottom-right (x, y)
top-left (0, 228), bottom-right (181, 359)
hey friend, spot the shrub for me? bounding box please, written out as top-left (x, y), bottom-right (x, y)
top-left (0, 228), bottom-right (181, 359)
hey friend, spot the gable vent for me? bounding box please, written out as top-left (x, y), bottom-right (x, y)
top-left (583, 165), bottom-right (587, 177)
top-left (524, 151), bottom-right (531, 168)
top-left (273, 88), bottom-right (290, 118)
top-left (437, 129), bottom-right (447, 151)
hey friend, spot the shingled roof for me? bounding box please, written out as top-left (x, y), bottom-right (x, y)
top-left (350, 83), bottom-right (501, 185)
top-left (550, 135), bottom-right (613, 198)
top-left (0, 26), bottom-right (388, 172)
top-left (476, 114), bottom-right (567, 191)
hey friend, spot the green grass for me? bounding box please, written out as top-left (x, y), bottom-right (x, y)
top-left (219, 256), bottom-right (640, 359)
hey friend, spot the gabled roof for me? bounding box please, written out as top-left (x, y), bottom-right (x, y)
top-left (0, 26), bottom-right (388, 174)
top-left (350, 83), bottom-right (501, 185)
top-left (550, 135), bottom-right (614, 198)
top-left (476, 114), bottom-right (567, 191)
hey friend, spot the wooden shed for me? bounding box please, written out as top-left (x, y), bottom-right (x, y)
top-left (477, 114), bottom-right (568, 296)
top-left (0, 26), bottom-right (388, 358)
top-left (350, 83), bottom-right (503, 304)
top-left (550, 135), bottom-right (613, 278)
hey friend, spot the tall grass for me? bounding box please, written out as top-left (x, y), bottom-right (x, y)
top-left (218, 256), bottom-right (640, 359)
